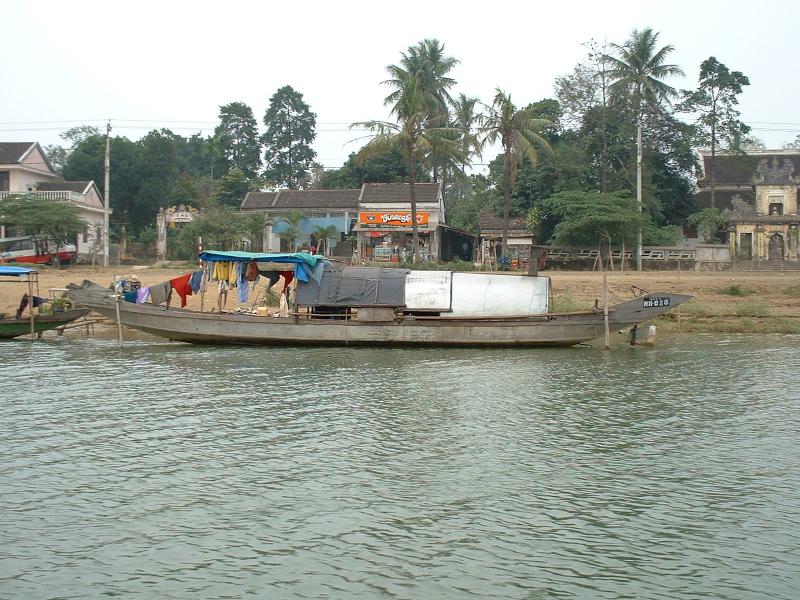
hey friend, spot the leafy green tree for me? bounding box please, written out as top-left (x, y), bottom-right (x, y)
top-left (176, 133), bottom-right (215, 178)
top-left (176, 207), bottom-right (251, 257)
top-left (355, 74), bottom-right (460, 261)
top-left (546, 190), bottom-right (643, 249)
top-left (62, 133), bottom-right (144, 232)
top-left (677, 57), bottom-right (751, 209)
top-left (0, 194), bottom-right (86, 252)
top-left (555, 41), bottom-right (617, 191)
top-left (213, 102), bottom-right (262, 178)
top-left (478, 89), bottom-right (552, 259)
top-left (214, 167), bottom-right (257, 208)
top-left (133, 129), bottom-right (180, 232)
top-left (319, 148), bottom-right (416, 189)
top-left (262, 86), bottom-right (317, 188)
top-left (688, 208), bottom-right (726, 243)
top-left (605, 28), bottom-right (683, 269)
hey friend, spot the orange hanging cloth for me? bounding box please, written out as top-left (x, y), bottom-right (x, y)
top-left (170, 273), bottom-right (193, 308)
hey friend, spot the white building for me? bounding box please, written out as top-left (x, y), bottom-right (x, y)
top-left (0, 142), bottom-right (110, 259)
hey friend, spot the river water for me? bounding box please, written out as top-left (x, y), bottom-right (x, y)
top-left (1, 333), bottom-right (798, 599)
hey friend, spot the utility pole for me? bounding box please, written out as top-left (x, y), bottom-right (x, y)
top-left (636, 121), bottom-right (643, 272)
top-left (103, 120), bottom-right (111, 268)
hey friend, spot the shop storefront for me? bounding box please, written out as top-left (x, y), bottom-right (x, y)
top-left (355, 210), bottom-right (439, 262)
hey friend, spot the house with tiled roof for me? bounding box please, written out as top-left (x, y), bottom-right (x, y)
top-left (241, 182), bottom-right (474, 262)
top-left (695, 150), bottom-right (800, 261)
top-left (0, 142), bottom-right (110, 259)
top-left (241, 188), bottom-right (360, 253)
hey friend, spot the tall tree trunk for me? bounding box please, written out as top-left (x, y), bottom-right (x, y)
top-left (408, 156), bottom-right (420, 263)
top-left (710, 108), bottom-right (716, 210)
top-left (501, 148), bottom-right (512, 264)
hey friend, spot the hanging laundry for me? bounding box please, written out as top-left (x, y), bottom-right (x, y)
top-left (217, 279), bottom-right (229, 311)
top-left (238, 275), bottom-right (249, 303)
top-left (258, 270), bottom-right (281, 292)
top-left (188, 270), bottom-right (203, 293)
top-left (123, 291), bottom-right (137, 303)
top-left (280, 271), bottom-right (295, 293)
top-left (149, 281), bottom-right (171, 305)
top-left (213, 261), bottom-right (229, 282)
top-left (135, 287), bottom-right (151, 304)
top-left (245, 261), bottom-right (259, 282)
top-left (228, 262), bottom-right (239, 286)
top-left (170, 273), bottom-right (193, 308)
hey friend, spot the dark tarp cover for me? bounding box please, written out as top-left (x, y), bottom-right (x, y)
top-left (297, 265), bottom-right (408, 307)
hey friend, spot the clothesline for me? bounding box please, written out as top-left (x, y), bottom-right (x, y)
top-left (120, 259), bottom-right (297, 309)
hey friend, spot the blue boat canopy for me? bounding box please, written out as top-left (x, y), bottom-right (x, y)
top-left (0, 266), bottom-right (37, 277)
top-left (197, 251), bottom-right (327, 282)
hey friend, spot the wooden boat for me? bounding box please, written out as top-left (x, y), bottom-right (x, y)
top-left (0, 308), bottom-right (92, 339)
top-left (66, 253), bottom-right (691, 347)
top-left (0, 266), bottom-right (90, 339)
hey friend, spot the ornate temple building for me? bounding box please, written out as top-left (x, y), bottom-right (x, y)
top-left (696, 150), bottom-right (800, 261)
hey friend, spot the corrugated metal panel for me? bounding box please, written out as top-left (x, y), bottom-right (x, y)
top-left (404, 271), bottom-right (452, 311)
top-left (449, 273), bottom-right (549, 316)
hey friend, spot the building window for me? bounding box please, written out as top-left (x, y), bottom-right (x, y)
top-left (0, 171), bottom-right (9, 191)
top-left (769, 203), bottom-right (783, 216)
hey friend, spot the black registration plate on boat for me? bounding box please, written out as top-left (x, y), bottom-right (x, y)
top-left (643, 297), bottom-right (670, 308)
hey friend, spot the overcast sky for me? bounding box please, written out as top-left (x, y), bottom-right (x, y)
top-left (3, 0), bottom-right (798, 171)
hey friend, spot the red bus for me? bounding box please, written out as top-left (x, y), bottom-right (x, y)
top-left (0, 236), bottom-right (77, 265)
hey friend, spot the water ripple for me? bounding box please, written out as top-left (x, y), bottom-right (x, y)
top-left (0, 334), bottom-right (798, 598)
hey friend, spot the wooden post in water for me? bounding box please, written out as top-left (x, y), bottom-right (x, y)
top-left (199, 261), bottom-right (206, 313)
top-left (114, 286), bottom-right (124, 348)
top-left (603, 272), bottom-right (610, 350)
top-left (28, 276), bottom-right (35, 341)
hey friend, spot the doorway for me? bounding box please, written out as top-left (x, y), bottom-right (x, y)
top-left (768, 233), bottom-right (784, 260)
top-left (739, 233), bottom-right (752, 260)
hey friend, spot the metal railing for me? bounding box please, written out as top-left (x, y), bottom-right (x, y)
top-left (0, 190), bottom-right (86, 202)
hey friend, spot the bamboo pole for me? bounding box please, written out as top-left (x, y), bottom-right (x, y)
top-left (28, 276), bottom-right (35, 341)
top-left (113, 284), bottom-right (124, 348)
top-left (603, 272), bottom-right (610, 350)
top-left (199, 261), bottom-right (206, 313)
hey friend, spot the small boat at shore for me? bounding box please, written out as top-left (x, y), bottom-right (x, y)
top-left (66, 252), bottom-right (690, 348)
top-left (0, 266), bottom-right (90, 339)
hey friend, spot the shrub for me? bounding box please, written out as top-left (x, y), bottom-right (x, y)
top-left (734, 302), bottom-right (769, 317)
top-left (720, 284), bottom-right (751, 296)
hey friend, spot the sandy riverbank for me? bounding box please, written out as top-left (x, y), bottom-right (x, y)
top-left (2, 264), bottom-right (799, 334)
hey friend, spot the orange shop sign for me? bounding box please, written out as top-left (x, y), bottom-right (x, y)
top-left (358, 211), bottom-right (429, 227)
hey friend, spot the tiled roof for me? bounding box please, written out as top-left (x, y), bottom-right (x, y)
top-left (37, 181), bottom-right (92, 193)
top-left (241, 192), bottom-right (279, 210)
top-left (360, 182), bottom-right (441, 204)
top-left (241, 189), bottom-right (360, 211)
top-left (479, 213), bottom-right (530, 235)
top-left (695, 189), bottom-right (755, 212)
top-left (699, 152), bottom-right (800, 186)
top-left (0, 142), bottom-right (35, 164)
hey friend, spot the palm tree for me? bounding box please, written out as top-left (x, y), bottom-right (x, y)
top-left (354, 74), bottom-right (460, 262)
top-left (312, 224), bottom-right (338, 255)
top-left (385, 39), bottom-right (460, 184)
top-left (278, 210), bottom-right (305, 251)
top-left (384, 39), bottom-right (459, 127)
top-left (451, 93), bottom-right (483, 201)
top-left (605, 28), bottom-right (683, 270)
top-left (478, 89), bottom-right (552, 262)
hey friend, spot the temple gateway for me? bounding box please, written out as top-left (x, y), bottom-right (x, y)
top-left (696, 150), bottom-right (800, 262)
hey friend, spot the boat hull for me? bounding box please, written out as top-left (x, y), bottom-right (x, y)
top-left (68, 287), bottom-right (691, 348)
top-left (0, 309), bottom-right (91, 339)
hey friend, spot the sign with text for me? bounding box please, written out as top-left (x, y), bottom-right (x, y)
top-left (359, 211), bottom-right (430, 227)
